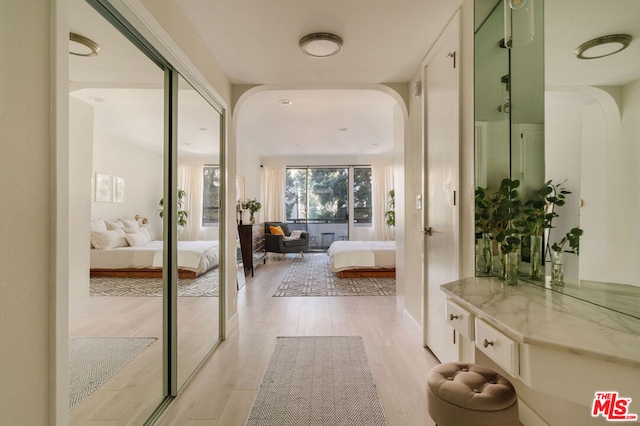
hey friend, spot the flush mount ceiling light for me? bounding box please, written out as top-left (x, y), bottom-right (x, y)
top-left (575, 34), bottom-right (632, 60)
top-left (299, 33), bottom-right (343, 58)
top-left (69, 32), bottom-right (100, 57)
top-left (278, 99), bottom-right (293, 105)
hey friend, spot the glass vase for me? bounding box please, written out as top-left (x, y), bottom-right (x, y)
top-left (550, 249), bottom-right (564, 286)
top-left (504, 251), bottom-right (519, 285)
top-left (475, 233), bottom-right (492, 274)
top-left (529, 235), bottom-right (542, 280)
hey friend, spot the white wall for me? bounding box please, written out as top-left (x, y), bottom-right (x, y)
top-left (69, 97), bottom-right (93, 310)
top-left (0, 2), bottom-right (54, 424)
top-left (546, 85), bottom-right (639, 286)
top-left (92, 131), bottom-right (164, 239)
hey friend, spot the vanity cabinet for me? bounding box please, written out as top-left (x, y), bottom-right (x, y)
top-left (238, 223), bottom-right (266, 277)
top-left (441, 277), bottom-right (640, 425)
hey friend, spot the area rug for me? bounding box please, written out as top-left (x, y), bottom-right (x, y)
top-left (69, 336), bottom-right (157, 409)
top-left (90, 269), bottom-right (218, 297)
top-left (274, 253), bottom-right (395, 297)
top-left (246, 336), bottom-right (388, 426)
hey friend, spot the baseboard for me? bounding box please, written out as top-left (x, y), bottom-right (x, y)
top-left (518, 397), bottom-right (549, 426)
top-left (224, 312), bottom-right (239, 339)
top-left (402, 308), bottom-right (422, 342)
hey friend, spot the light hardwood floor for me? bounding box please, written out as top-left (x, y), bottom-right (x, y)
top-left (69, 282), bottom-right (219, 425)
top-left (156, 255), bottom-right (439, 426)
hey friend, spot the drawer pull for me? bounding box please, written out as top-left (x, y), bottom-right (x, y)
top-left (482, 338), bottom-right (494, 348)
top-left (449, 314), bottom-right (459, 321)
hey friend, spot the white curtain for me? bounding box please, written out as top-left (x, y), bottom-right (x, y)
top-left (178, 163), bottom-right (204, 241)
top-left (261, 165), bottom-right (286, 222)
top-left (372, 163), bottom-right (394, 241)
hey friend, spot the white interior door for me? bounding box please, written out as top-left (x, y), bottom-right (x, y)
top-left (424, 24), bottom-right (460, 363)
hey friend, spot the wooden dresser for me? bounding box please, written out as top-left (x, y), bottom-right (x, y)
top-left (238, 223), bottom-right (266, 277)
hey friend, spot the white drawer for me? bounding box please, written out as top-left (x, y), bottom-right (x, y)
top-left (445, 299), bottom-right (474, 340)
top-left (475, 318), bottom-right (519, 377)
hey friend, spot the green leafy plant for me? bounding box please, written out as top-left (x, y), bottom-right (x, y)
top-left (490, 178), bottom-right (522, 254)
top-left (241, 198), bottom-right (262, 214)
top-left (158, 189), bottom-right (188, 227)
top-left (384, 189), bottom-right (395, 227)
top-left (551, 227), bottom-right (583, 255)
top-left (518, 180), bottom-right (570, 238)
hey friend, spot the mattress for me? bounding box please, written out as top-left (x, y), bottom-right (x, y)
top-left (90, 240), bottom-right (219, 275)
top-left (327, 240), bottom-right (396, 272)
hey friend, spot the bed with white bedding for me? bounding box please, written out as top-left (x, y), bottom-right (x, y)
top-left (326, 240), bottom-right (396, 278)
top-left (90, 240), bottom-right (219, 278)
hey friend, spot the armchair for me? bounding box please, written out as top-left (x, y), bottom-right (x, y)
top-left (264, 222), bottom-right (309, 260)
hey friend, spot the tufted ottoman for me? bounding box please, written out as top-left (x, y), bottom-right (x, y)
top-left (427, 362), bottom-right (519, 426)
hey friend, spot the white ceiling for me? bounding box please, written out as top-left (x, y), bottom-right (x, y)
top-left (177, 0), bottom-right (465, 85)
top-left (545, 0), bottom-right (640, 86)
top-left (70, 0), bottom-right (640, 158)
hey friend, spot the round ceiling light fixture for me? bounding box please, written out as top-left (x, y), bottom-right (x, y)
top-left (69, 32), bottom-right (100, 57)
top-left (299, 33), bottom-right (343, 58)
top-left (575, 34), bottom-right (632, 60)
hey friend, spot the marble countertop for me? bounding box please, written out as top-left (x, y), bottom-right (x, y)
top-left (441, 277), bottom-right (640, 368)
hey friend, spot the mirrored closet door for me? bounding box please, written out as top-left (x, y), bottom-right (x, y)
top-left (68, 0), bottom-right (224, 423)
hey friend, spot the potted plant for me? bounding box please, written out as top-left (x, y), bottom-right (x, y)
top-left (384, 189), bottom-right (395, 228)
top-left (242, 198), bottom-right (262, 224)
top-left (517, 180), bottom-right (570, 279)
top-left (474, 186), bottom-right (493, 274)
top-left (492, 179), bottom-right (522, 284)
top-left (476, 178), bottom-right (521, 283)
top-left (158, 189), bottom-right (188, 227)
top-left (549, 227), bottom-right (583, 286)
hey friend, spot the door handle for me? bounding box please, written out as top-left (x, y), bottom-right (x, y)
top-left (424, 227), bottom-right (433, 236)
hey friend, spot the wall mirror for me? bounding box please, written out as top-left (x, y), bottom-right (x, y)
top-left (475, 0), bottom-right (640, 320)
top-left (473, 0), bottom-right (544, 274)
top-left (543, 0), bottom-right (640, 319)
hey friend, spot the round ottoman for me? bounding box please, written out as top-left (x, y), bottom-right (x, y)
top-left (427, 362), bottom-right (519, 426)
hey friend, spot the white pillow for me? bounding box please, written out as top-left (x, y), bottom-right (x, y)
top-left (125, 231), bottom-right (149, 247)
top-left (91, 230), bottom-right (129, 249)
top-left (290, 230), bottom-right (303, 239)
top-left (119, 218), bottom-right (139, 229)
top-left (90, 218), bottom-right (107, 232)
top-left (104, 219), bottom-right (124, 231)
top-left (140, 226), bottom-right (152, 241)
top-left (124, 227), bottom-right (140, 234)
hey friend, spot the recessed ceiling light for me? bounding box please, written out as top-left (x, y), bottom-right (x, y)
top-left (198, 127), bottom-right (208, 131)
top-left (279, 99), bottom-right (293, 105)
top-left (372, 143), bottom-right (380, 146)
top-left (575, 34), bottom-right (632, 60)
top-left (299, 33), bottom-right (343, 58)
top-left (69, 33), bottom-right (100, 57)
top-left (339, 127), bottom-right (349, 132)
top-left (294, 143), bottom-right (302, 147)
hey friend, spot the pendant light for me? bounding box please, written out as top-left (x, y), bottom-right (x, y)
top-left (504, 0), bottom-right (534, 48)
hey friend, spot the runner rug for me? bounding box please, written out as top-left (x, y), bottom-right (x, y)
top-left (274, 254), bottom-right (395, 297)
top-left (246, 336), bottom-right (388, 426)
top-left (69, 336), bottom-right (157, 409)
top-left (90, 269), bottom-right (218, 297)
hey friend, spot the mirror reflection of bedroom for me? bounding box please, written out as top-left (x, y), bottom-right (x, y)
top-left (68, 0), bottom-right (221, 422)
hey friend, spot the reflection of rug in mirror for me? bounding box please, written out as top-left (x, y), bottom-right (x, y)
top-left (274, 253), bottom-right (395, 297)
top-left (246, 336), bottom-right (388, 426)
top-left (69, 336), bottom-right (157, 409)
top-left (90, 269), bottom-right (218, 297)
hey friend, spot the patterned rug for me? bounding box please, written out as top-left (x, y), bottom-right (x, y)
top-left (246, 336), bottom-right (388, 426)
top-left (274, 254), bottom-right (395, 297)
top-left (90, 269), bottom-right (218, 297)
top-left (69, 336), bottom-right (157, 409)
